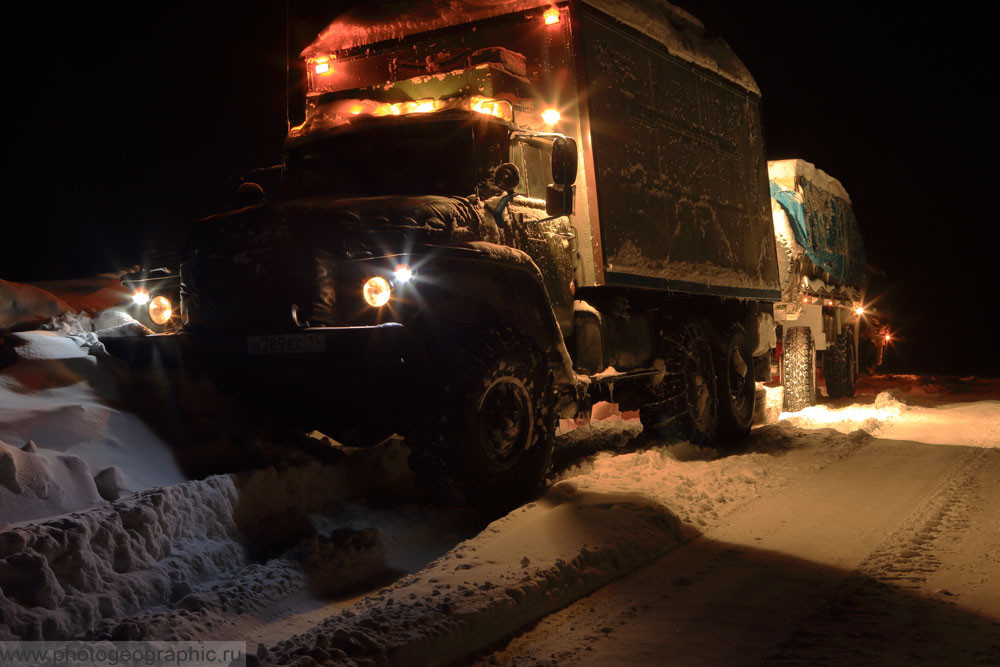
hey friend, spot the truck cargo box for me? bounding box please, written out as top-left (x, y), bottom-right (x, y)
top-left (768, 158), bottom-right (867, 296)
top-left (576, 2), bottom-right (780, 299)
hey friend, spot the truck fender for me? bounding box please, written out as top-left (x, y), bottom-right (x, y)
top-left (405, 249), bottom-right (578, 391)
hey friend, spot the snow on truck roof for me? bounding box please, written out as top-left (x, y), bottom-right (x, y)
top-left (301, 0), bottom-right (759, 95)
top-left (768, 159), bottom-right (851, 202)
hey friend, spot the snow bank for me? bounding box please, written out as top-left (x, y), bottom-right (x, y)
top-left (0, 331), bottom-right (184, 525)
top-left (782, 386), bottom-right (1000, 449)
top-left (0, 280), bottom-right (71, 328)
top-left (267, 483), bottom-right (687, 665)
top-left (0, 476), bottom-right (242, 640)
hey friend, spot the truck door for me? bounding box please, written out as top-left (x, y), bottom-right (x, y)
top-left (509, 138), bottom-right (576, 335)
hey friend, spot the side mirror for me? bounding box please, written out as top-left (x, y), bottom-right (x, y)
top-left (235, 182), bottom-right (265, 208)
top-left (551, 137), bottom-right (578, 186)
top-left (545, 184), bottom-right (575, 217)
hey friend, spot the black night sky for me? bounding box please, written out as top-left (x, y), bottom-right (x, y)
top-left (2, 1), bottom-right (995, 375)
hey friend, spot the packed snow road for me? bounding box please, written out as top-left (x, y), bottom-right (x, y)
top-left (1, 320), bottom-right (998, 664)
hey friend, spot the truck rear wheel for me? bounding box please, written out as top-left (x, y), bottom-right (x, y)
top-left (782, 326), bottom-right (815, 411)
top-left (640, 320), bottom-right (718, 446)
top-left (407, 329), bottom-right (555, 511)
top-left (825, 332), bottom-right (857, 399)
top-left (715, 323), bottom-right (755, 440)
top-left (859, 339), bottom-right (878, 375)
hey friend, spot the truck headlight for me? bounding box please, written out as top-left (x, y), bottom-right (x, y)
top-left (393, 264), bottom-right (413, 283)
top-left (148, 295), bottom-right (173, 325)
top-left (363, 276), bottom-right (391, 307)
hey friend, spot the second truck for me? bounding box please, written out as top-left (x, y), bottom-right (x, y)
top-left (114, 0), bottom-right (788, 507)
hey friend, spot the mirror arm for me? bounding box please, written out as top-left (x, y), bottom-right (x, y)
top-left (493, 192), bottom-right (516, 229)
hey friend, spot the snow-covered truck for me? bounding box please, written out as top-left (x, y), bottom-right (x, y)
top-left (768, 159), bottom-right (875, 410)
top-left (111, 0), bottom-right (781, 506)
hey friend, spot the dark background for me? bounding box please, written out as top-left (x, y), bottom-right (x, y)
top-left (2, 1), bottom-right (995, 375)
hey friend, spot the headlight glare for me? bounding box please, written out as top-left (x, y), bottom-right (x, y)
top-left (393, 264), bottom-right (413, 283)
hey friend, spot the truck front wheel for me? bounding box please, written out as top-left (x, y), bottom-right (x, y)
top-left (782, 326), bottom-right (816, 411)
top-left (715, 323), bottom-right (755, 440)
top-left (825, 331), bottom-right (857, 399)
top-left (407, 329), bottom-right (555, 511)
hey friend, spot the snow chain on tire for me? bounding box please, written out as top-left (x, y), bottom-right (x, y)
top-left (639, 318), bottom-right (718, 446)
top-left (406, 329), bottom-right (556, 511)
top-left (782, 326), bottom-right (815, 411)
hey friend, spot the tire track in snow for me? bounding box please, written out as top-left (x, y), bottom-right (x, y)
top-left (760, 446), bottom-right (1000, 666)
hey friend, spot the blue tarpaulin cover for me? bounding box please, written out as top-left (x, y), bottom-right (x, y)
top-left (769, 177), bottom-right (866, 290)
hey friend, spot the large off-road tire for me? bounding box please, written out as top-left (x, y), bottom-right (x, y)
top-left (782, 326), bottom-right (815, 411)
top-left (714, 323), bottom-right (756, 440)
top-left (640, 319), bottom-right (718, 446)
top-left (407, 329), bottom-right (555, 511)
top-left (825, 331), bottom-right (857, 399)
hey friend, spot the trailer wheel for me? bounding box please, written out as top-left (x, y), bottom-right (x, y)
top-left (782, 326), bottom-right (816, 411)
top-left (859, 339), bottom-right (878, 375)
top-left (715, 323), bottom-right (755, 440)
top-left (640, 320), bottom-right (718, 446)
top-left (825, 332), bottom-right (857, 399)
top-left (407, 329), bottom-right (555, 511)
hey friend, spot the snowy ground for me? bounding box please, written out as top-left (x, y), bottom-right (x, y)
top-left (1, 301), bottom-right (998, 664)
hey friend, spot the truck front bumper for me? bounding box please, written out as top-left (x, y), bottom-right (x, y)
top-left (104, 323), bottom-right (409, 442)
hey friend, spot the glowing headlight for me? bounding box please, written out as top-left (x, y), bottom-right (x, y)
top-left (363, 276), bottom-right (391, 307)
top-left (148, 296), bottom-right (172, 325)
top-left (132, 289), bottom-right (150, 305)
top-left (393, 264), bottom-right (413, 283)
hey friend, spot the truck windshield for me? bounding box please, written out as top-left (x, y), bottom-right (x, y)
top-left (510, 138), bottom-right (553, 200)
top-left (284, 120), bottom-right (477, 199)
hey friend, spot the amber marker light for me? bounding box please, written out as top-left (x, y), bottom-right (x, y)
top-left (884, 333), bottom-right (892, 342)
top-left (544, 7), bottom-right (560, 25)
top-left (363, 277), bottom-right (391, 307)
top-left (855, 306), bottom-right (865, 315)
top-left (132, 288), bottom-right (150, 306)
top-left (542, 108), bottom-right (561, 125)
top-left (148, 296), bottom-right (172, 325)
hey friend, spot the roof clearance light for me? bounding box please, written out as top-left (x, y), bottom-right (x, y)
top-left (542, 108), bottom-right (561, 125)
top-left (394, 264), bottom-right (414, 283)
top-left (544, 7), bottom-right (560, 25)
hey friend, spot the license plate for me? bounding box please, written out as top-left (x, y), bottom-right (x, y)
top-left (247, 333), bottom-right (326, 355)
